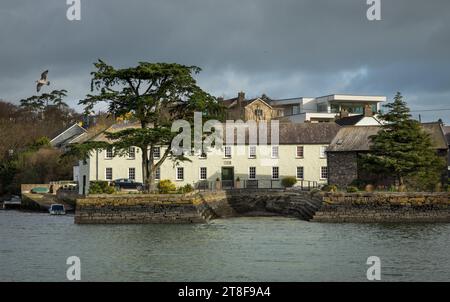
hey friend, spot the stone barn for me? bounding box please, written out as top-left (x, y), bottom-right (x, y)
top-left (326, 123), bottom-right (449, 188)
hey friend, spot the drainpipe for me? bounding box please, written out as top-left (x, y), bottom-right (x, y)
top-left (96, 150), bottom-right (99, 181)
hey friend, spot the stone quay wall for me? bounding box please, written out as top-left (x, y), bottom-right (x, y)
top-left (75, 191), bottom-right (450, 224)
top-left (196, 189), bottom-right (323, 221)
top-left (312, 192), bottom-right (450, 223)
top-left (75, 193), bottom-right (205, 224)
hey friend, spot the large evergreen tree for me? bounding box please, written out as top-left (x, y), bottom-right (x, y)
top-left (361, 92), bottom-right (445, 189)
top-left (72, 60), bottom-right (223, 192)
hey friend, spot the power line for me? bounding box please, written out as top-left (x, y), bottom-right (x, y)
top-left (409, 108), bottom-right (450, 113)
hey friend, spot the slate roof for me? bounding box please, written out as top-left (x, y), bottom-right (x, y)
top-left (222, 97), bottom-right (273, 109)
top-left (90, 121), bottom-right (341, 145)
top-left (443, 126), bottom-right (450, 145)
top-left (328, 122), bottom-right (448, 152)
top-left (50, 124), bottom-right (87, 148)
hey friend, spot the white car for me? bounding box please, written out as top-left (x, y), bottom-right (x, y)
top-left (49, 204), bottom-right (66, 215)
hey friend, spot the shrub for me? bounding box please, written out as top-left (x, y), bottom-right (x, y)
top-left (158, 179), bottom-right (176, 194)
top-left (89, 181), bottom-right (115, 194)
top-left (281, 176), bottom-right (297, 188)
top-left (177, 184), bottom-right (194, 194)
top-left (346, 186), bottom-right (358, 193)
top-left (322, 184), bottom-right (337, 192)
top-left (349, 179), bottom-right (367, 190)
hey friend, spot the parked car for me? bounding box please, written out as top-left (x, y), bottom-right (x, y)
top-left (111, 179), bottom-right (144, 191)
top-left (49, 204), bottom-right (66, 215)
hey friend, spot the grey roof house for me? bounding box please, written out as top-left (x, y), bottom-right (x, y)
top-left (326, 122), bottom-right (449, 187)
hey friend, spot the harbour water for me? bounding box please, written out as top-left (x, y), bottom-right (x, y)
top-left (0, 210), bottom-right (449, 281)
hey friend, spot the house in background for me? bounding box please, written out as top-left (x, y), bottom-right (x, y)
top-left (277, 94), bottom-right (386, 123)
top-left (221, 92), bottom-right (280, 121)
top-left (50, 123), bottom-right (87, 150)
top-left (77, 122), bottom-right (341, 195)
top-left (326, 122), bottom-right (449, 188)
top-left (221, 92), bottom-right (386, 124)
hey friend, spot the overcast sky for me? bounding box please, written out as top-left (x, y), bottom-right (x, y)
top-left (1, 0), bottom-right (449, 122)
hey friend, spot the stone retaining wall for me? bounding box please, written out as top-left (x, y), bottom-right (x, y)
top-left (75, 191), bottom-right (450, 224)
top-left (75, 193), bottom-right (205, 224)
top-left (312, 192), bottom-right (450, 223)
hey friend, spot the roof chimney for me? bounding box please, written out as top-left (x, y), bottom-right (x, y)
top-left (217, 96), bottom-right (224, 103)
top-left (364, 104), bottom-right (373, 117)
top-left (237, 91), bottom-right (245, 104)
top-left (237, 91), bottom-right (245, 116)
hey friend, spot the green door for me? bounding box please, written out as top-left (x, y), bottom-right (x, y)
top-left (221, 167), bottom-right (234, 189)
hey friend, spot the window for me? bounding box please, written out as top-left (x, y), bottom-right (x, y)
top-left (296, 167), bottom-right (304, 179)
top-left (249, 167), bottom-right (256, 180)
top-left (249, 146), bottom-right (256, 158)
top-left (271, 146), bottom-right (279, 158)
top-left (105, 148), bottom-right (113, 159)
top-left (254, 108), bottom-right (263, 117)
top-left (320, 146), bottom-right (327, 158)
top-left (272, 166), bottom-right (279, 179)
top-left (176, 167), bottom-right (184, 181)
top-left (277, 109), bottom-right (284, 117)
top-left (155, 167), bottom-right (161, 180)
top-left (292, 105), bottom-right (299, 115)
top-left (224, 146), bottom-right (232, 158)
top-left (105, 167), bottom-right (113, 180)
top-left (199, 167), bottom-right (207, 180)
top-left (296, 146), bottom-right (304, 158)
top-left (128, 168), bottom-right (136, 180)
top-left (321, 166), bottom-right (328, 179)
top-left (153, 147), bottom-right (161, 158)
top-left (128, 147), bottom-right (136, 159)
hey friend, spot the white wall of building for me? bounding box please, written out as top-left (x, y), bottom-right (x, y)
top-left (78, 144), bottom-right (329, 194)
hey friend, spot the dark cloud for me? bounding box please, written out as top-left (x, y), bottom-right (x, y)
top-left (0, 0), bottom-right (449, 122)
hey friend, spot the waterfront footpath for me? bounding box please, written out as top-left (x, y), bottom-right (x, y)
top-left (74, 190), bottom-right (450, 224)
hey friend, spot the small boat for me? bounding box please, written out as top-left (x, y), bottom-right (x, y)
top-left (49, 204), bottom-right (66, 215)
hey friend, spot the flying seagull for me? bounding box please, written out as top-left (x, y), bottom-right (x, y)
top-left (36, 70), bottom-right (50, 92)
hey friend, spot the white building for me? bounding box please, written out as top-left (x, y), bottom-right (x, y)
top-left (76, 122), bottom-right (341, 195)
top-left (271, 94), bottom-right (386, 123)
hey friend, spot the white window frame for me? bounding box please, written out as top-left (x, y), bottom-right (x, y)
top-left (105, 147), bottom-right (114, 159)
top-left (153, 147), bottom-right (161, 159)
top-left (155, 167), bottom-right (161, 180)
top-left (321, 166), bottom-right (328, 180)
top-left (176, 167), bottom-right (184, 181)
top-left (248, 145), bottom-right (257, 159)
top-left (128, 167), bottom-right (136, 180)
top-left (199, 167), bottom-right (207, 180)
top-left (271, 146), bottom-right (279, 158)
top-left (320, 146), bottom-right (327, 158)
top-left (249, 167), bottom-right (256, 180)
top-left (272, 166), bottom-right (279, 180)
top-left (296, 166), bottom-right (304, 180)
top-left (224, 146), bottom-right (232, 158)
top-left (128, 147), bottom-right (136, 159)
top-left (296, 146), bottom-right (304, 158)
top-left (105, 167), bottom-right (113, 180)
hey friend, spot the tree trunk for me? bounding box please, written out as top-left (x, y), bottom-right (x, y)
top-left (141, 146), bottom-right (151, 192)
